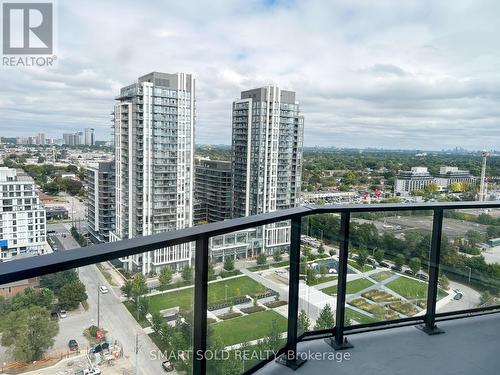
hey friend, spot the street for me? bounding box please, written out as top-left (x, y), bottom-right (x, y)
top-left (47, 223), bottom-right (164, 375)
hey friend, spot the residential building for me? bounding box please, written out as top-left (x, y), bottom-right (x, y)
top-left (85, 161), bottom-right (115, 243)
top-left (232, 86), bottom-right (304, 217)
top-left (394, 167), bottom-right (435, 196)
top-left (0, 167), bottom-right (48, 260)
top-left (194, 158), bottom-right (232, 224)
top-left (110, 72), bottom-right (195, 274)
top-left (435, 166), bottom-right (477, 191)
top-left (84, 128), bottom-right (95, 146)
top-left (217, 86), bottom-right (304, 258)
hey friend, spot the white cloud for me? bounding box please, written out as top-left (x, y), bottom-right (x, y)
top-left (0, 0), bottom-right (499, 150)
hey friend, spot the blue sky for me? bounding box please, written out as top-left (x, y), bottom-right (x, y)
top-left (1, 0), bottom-right (499, 150)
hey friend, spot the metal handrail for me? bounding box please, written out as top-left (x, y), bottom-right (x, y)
top-left (1, 200), bottom-right (500, 375)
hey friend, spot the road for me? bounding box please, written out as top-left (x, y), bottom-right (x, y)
top-left (48, 223), bottom-right (164, 375)
top-left (437, 280), bottom-right (481, 313)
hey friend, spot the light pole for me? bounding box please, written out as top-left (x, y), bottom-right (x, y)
top-left (97, 284), bottom-right (100, 328)
top-left (225, 284), bottom-right (228, 302)
top-left (466, 266), bottom-right (472, 284)
top-left (135, 333), bottom-right (139, 375)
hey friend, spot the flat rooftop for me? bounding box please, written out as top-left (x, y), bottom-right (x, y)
top-left (258, 313), bottom-right (500, 375)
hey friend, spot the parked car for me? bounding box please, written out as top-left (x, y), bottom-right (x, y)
top-left (68, 339), bottom-right (78, 351)
top-left (404, 269), bottom-right (414, 276)
top-left (99, 285), bottom-right (109, 294)
top-left (379, 261), bottom-right (390, 268)
top-left (59, 309), bottom-right (67, 318)
top-left (454, 292), bottom-right (463, 300)
top-left (390, 265), bottom-right (401, 272)
top-left (162, 361), bottom-right (174, 372)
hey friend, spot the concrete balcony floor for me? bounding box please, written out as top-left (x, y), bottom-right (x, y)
top-left (258, 313), bottom-right (500, 375)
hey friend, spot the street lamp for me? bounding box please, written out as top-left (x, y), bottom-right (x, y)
top-left (97, 284), bottom-right (100, 328)
top-left (465, 266), bottom-right (472, 284)
top-left (225, 284), bottom-right (228, 302)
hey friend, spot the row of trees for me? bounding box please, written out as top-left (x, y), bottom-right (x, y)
top-left (0, 288), bottom-right (59, 361)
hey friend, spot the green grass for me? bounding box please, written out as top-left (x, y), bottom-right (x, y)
top-left (345, 307), bottom-right (379, 325)
top-left (210, 310), bottom-right (287, 347)
top-left (348, 260), bottom-right (373, 273)
top-left (322, 278), bottom-right (374, 295)
top-left (386, 276), bottom-right (447, 300)
top-left (247, 264), bottom-right (270, 272)
top-left (148, 276), bottom-right (266, 312)
top-left (370, 271), bottom-right (394, 282)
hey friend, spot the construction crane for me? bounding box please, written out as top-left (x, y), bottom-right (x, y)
top-left (479, 150), bottom-right (489, 202)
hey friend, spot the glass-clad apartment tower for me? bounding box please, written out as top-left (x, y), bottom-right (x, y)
top-left (231, 86), bottom-right (304, 252)
top-left (111, 72), bottom-right (195, 274)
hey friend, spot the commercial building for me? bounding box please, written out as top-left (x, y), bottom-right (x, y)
top-left (0, 167), bottom-right (48, 260)
top-left (435, 166), bottom-right (477, 191)
top-left (85, 161), bottom-right (115, 243)
top-left (194, 158), bottom-right (232, 224)
top-left (394, 167), bottom-right (435, 196)
top-left (110, 72), bottom-right (195, 274)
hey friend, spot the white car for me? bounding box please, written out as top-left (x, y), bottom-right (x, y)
top-left (99, 285), bottom-right (109, 294)
top-left (59, 309), bottom-right (67, 318)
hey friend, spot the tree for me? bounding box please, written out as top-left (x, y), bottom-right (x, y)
top-left (0, 306), bottom-right (59, 361)
top-left (480, 291), bottom-right (493, 305)
top-left (120, 280), bottom-right (133, 300)
top-left (58, 281), bottom-right (87, 309)
top-left (409, 257), bottom-right (421, 275)
top-left (263, 319), bottom-right (282, 352)
top-left (395, 254), bottom-right (405, 270)
top-left (11, 287), bottom-right (53, 311)
top-left (207, 262), bottom-right (215, 281)
top-left (273, 250), bottom-right (283, 262)
top-left (438, 273), bottom-right (450, 289)
top-left (40, 269), bottom-right (78, 294)
top-left (318, 242), bottom-right (325, 254)
top-left (356, 248), bottom-right (368, 269)
top-left (374, 249), bottom-right (385, 264)
top-left (329, 249), bottom-right (336, 256)
top-left (182, 266), bottom-right (193, 282)
top-left (224, 256), bottom-right (235, 271)
top-left (302, 245), bottom-right (311, 258)
top-left (298, 309), bottom-right (310, 332)
top-left (256, 253), bottom-right (267, 266)
top-left (314, 304), bottom-right (335, 330)
top-left (131, 273), bottom-right (148, 299)
top-left (159, 267), bottom-right (173, 289)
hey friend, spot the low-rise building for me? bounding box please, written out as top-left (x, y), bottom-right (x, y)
top-left (0, 167), bottom-right (48, 260)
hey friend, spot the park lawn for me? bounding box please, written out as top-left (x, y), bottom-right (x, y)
top-left (322, 278), bottom-right (374, 295)
top-left (210, 310), bottom-right (287, 347)
top-left (148, 276), bottom-right (266, 312)
top-left (386, 276), bottom-right (448, 300)
top-left (345, 307), bottom-right (379, 325)
top-left (348, 260), bottom-right (373, 273)
top-left (370, 271), bottom-right (394, 282)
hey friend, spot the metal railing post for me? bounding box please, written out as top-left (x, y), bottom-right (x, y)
top-left (418, 208), bottom-right (445, 335)
top-left (193, 238), bottom-right (209, 375)
top-left (277, 215), bottom-right (306, 370)
top-left (326, 211), bottom-right (354, 350)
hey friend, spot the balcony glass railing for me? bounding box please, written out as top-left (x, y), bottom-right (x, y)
top-left (0, 202), bottom-right (499, 375)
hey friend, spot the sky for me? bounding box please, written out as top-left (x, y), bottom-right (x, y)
top-left (1, 0), bottom-right (500, 150)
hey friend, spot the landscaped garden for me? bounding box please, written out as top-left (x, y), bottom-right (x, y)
top-left (370, 271), bottom-right (394, 282)
top-left (386, 276), bottom-right (448, 300)
top-left (362, 289), bottom-right (400, 302)
top-left (322, 278), bottom-right (374, 296)
top-left (148, 276), bottom-right (267, 312)
top-left (388, 301), bottom-right (419, 316)
top-left (210, 310), bottom-right (288, 347)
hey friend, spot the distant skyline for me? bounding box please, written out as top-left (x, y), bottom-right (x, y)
top-left (1, 0), bottom-right (500, 150)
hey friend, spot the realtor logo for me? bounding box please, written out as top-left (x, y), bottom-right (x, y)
top-left (2, 2), bottom-right (53, 54)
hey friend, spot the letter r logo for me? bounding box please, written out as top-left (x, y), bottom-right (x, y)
top-left (2, 2), bottom-right (53, 54)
